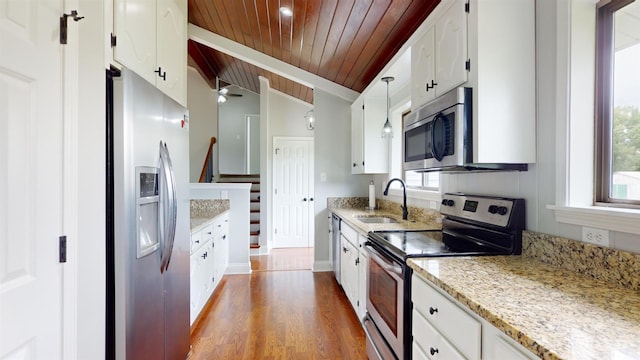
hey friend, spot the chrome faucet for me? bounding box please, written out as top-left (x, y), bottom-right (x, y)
top-left (383, 178), bottom-right (408, 220)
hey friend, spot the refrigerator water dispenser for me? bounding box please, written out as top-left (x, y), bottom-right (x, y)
top-left (135, 166), bottom-right (160, 258)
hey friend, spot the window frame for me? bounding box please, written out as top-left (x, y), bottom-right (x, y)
top-left (594, 0), bottom-right (640, 207)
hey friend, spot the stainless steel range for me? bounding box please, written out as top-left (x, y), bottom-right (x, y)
top-left (362, 193), bottom-right (525, 360)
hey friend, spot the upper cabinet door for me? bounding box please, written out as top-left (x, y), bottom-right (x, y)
top-left (434, 0), bottom-right (468, 96)
top-left (411, 26), bottom-right (436, 108)
top-left (114, 0), bottom-right (157, 85)
top-left (351, 98), bottom-right (364, 174)
top-left (156, 0), bottom-right (187, 105)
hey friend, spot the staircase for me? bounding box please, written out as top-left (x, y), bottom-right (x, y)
top-left (218, 174), bottom-right (261, 249)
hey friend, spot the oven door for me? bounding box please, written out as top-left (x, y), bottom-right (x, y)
top-left (364, 243), bottom-right (404, 359)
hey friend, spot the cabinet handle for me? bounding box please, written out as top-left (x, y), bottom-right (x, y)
top-left (355, 258), bottom-right (360, 266)
top-left (430, 347), bottom-right (439, 356)
top-left (154, 67), bottom-right (166, 81)
top-left (202, 251), bottom-right (207, 259)
top-left (353, 163), bottom-right (357, 167)
top-left (426, 79), bottom-right (438, 91)
top-left (343, 246), bottom-right (348, 253)
top-left (309, 197), bottom-right (314, 202)
top-left (194, 240), bottom-right (200, 244)
top-left (303, 198), bottom-right (307, 202)
top-left (429, 307), bottom-right (438, 315)
top-left (207, 231), bottom-right (212, 235)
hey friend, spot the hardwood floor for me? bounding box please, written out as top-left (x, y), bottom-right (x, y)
top-left (189, 250), bottom-right (367, 359)
top-left (251, 247), bottom-right (314, 272)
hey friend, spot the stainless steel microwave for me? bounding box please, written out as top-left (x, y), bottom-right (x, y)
top-left (403, 87), bottom-right (527, 172)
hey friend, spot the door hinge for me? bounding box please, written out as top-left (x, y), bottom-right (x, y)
top-left (362, 104), bottom-right (365, 110)
top-left (275, 228), bottom-right (278, 235)
top-left (465, 59), bottom-right (471, 71)
top-left (275, 188), bottom-right (278, 195)
top-left (59, 10), bottom-right (84, 45)
top-left (275, 148), bottom-right (280, 155)
top-left (59, 236), bottom-right (67, 263)
top-left (357, 300), bottom-right (360, 307)
top-left (465, 1), bottom-right (470, 13)
top-left (111, 33), bottom-right (117, 47)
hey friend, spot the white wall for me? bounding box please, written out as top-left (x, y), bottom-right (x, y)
top-left (187, 67), bottom-right (217, 182)
top-left (313, 88), bottom-right (371, 269)
top-left (218, 87), bottom-right (260, 174)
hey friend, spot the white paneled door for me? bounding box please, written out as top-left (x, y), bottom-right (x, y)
top-left (273, 137), bottom-right (314, 248)
top-left (0, 0), bottom-right (64, 359)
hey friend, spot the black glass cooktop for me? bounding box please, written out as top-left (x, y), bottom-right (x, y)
top-left (368, 230), bottom-right (504, 259)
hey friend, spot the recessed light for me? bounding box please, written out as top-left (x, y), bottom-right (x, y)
top-left (280, 7), bottom-right (293, 17)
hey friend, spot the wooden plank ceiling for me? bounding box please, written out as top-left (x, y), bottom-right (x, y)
top-left (188, 0), bottom-right (439, 105)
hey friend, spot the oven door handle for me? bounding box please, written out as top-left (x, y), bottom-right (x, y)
top-left (365, 243), bottom-right (403, 277)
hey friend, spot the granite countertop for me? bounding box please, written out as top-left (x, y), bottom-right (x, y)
top-left (190, 199), bottom-right (230, 231)
top-left (330, 207), bottom-right (442, 234)
top-left (408, 255), bottom-right (640, 359)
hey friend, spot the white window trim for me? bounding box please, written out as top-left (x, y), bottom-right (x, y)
top-left (549, 0), bottom-right (640, 235)
top-left (548, 205), bottom-right (640, 234)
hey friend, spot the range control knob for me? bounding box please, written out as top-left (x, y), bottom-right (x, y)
top-left (497, 206), bottom-right (509, 215)
top-left (446, 199), bottom-right (455, 207)
top-left (488, 205), bottom-right (498, 214)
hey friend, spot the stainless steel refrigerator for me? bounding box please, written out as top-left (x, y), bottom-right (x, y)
top-left (107, 68), bottom-right (190, 359)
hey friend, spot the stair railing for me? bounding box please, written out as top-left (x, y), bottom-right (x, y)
top-left (199, 137), bottom-right (217, 183)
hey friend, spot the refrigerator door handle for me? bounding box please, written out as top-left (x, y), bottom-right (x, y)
top-left (159, 141), bottom-right (178, 273)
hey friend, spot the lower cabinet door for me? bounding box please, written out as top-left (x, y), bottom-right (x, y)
top-left (413, 308), bottom-right (466, 360)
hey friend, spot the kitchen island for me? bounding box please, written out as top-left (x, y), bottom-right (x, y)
top-left (409, 231), bottom-right (640, 360)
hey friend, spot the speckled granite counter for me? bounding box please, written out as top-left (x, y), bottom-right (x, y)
top-left (190, 199), bottom-right (230, 231)
top-left (328, 197), bottom-right (442, 234)
top-left (408, 231), bottom-right (640, 360)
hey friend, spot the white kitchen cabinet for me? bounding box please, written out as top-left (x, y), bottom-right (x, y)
top-left (357, 233), bottom-right (368, 321)
top-left (482, 319), bottom-right (539, 360)
top-left (189, 212), bottom-right (229, 326)
top-left (340, 235), bottom-right (359, 313)
top-left (113, 0), bottom-right (187, 106)
top-left (351, 96), bottom-right (389, 174)
top-left (412, 273), bottom-right (481, 360)
top-left (413, 272), bottom-right (538, 360)
top-left (411, 0), bottom-right (467, 109)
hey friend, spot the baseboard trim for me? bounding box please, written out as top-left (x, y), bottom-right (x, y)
top-left (312, 260), bottom-right (333, 272)
top-left (225, 262), bottom-right (252, 275)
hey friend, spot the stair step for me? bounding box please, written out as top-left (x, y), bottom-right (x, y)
top-left (250, 199), bottom-right (260, 203)
top-left (250, 220), bottom-right (260, 225)
top-left (250, 210), bottom-right (260, 213)
top-left (250, 231), bottom-right (260, 236)
top-left (250, 244), bottom-right (261, 249)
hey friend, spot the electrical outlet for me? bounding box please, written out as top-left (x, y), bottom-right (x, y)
top-left (582, 227), bottom-right (610, 246)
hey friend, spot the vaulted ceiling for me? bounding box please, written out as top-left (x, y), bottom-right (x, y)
top-left (187, 0), bottom-right (439, 104)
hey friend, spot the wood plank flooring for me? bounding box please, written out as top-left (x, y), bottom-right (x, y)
top-left (251, 248), bottom-right (314, 272)
top-left (189, 249), bottom-right (367, 359)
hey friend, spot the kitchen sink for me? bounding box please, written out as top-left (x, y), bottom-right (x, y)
top-left (357, 216), bottom-right (399, 224)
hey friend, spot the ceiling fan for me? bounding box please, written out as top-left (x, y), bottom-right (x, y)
top-left (217, 80), bottom-right (243, 103)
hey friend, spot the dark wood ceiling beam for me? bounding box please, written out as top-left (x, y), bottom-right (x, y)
top-left (255, 0), bottom-right (274, 57)
top-left (323, 0), bottom-right (376, 81)
top-left (308, 0), bottom-right (338, 74)
top-left (316, 0), bottom-right (356, 80)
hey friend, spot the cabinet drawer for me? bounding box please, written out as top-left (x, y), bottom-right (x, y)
top-left (190, 229), bottom-right (203, 253)
top-left (340, 222), bottom-right (358, 247)
top-left (413, 310), bottom-right (466, 360)
top-left (412, 274), bottom-right (481, 360)
top-left (212, 215), bottom-right (227, 237)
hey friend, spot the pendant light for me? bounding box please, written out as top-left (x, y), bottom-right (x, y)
top-left (381, 76), bottom-right (395, 138)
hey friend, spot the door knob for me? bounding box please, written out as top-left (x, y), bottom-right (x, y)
top-left (309, 198), bottom-right (314, 202)
top-left (303, 198), bottom-right (307, 201)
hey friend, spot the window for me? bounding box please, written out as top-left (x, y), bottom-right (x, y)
top-left (404, 171), bottom-right (440, 191)
top-left (595, 0), bottom-right (640, 205)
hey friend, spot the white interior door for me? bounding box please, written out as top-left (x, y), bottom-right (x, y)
top-left (273, 137), bottom-right (314, 248)
top-left (0, 0), bottom-right (64, 359)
